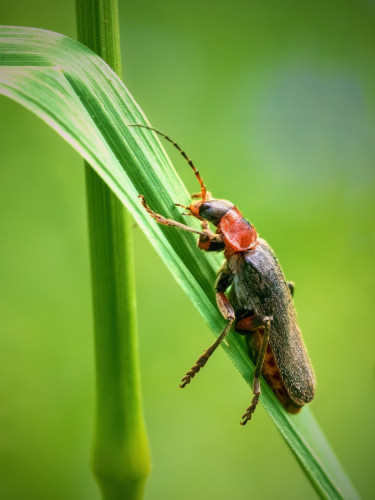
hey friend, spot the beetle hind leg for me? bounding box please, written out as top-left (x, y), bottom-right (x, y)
top-left (179, 316), bottom-right (234, 388)
top-left (240, 380), bottom-right (261, 426)
top-left (237, 315), bottom-right (272, 425)
top-left (180, 273), bottom-right (235, 388)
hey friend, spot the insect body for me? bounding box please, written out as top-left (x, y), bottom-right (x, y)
top-left (131, 124), bottom-right (316, 424)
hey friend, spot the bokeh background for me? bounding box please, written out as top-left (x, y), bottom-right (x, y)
top-left (1, 1), bottom-right (374, 499)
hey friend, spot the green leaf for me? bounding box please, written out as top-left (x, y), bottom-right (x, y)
top-left (0, 26), bottom-right (360, 500)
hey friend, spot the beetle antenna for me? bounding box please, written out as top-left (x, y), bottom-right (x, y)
top-left (129, 124), bottom-right (208, 200)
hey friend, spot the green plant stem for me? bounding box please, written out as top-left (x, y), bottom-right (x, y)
top-left (75, 1), bottom-right (151, 499)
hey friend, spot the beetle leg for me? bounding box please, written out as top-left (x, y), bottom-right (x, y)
top-left (198, 233), bottom-right (225, 252)
top-left (287, 281), bottom-right (295, 297)
top-left (139, 195), bottom-right (205, 236)
top-left (179, 293), bottom-right (235, 388)
top-left (239, 316), bottom-right (272, 425)
top-left (179, 268), bottom-right (234, 388)
top-left (197, 220), bottom-right (226, 251)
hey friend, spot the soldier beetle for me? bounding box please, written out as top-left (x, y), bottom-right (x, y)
top-left (130, 124), bottom-right (316, 424)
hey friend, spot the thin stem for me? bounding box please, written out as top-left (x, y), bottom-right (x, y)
top-left (75, 1), bottom-right (151, 499)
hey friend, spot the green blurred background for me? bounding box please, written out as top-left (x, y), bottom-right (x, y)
top-left (1, 1), bottom-right (374, 499)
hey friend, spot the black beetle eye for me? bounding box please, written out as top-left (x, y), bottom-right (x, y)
top-left (199, 202), bottom-right (213, 219)
top-left (200, 202), bottom-right (211, 211)
top-left (198, 199), bottom-right (233, 224)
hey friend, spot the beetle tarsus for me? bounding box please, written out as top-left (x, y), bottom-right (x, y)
top-left (240, 391), bottom-right (260, 425)
top-left (179, 353), bottom-right (208, 388)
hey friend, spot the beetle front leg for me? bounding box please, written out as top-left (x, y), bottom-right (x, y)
top-left (139, 195), bottom-right (205, 236)
top-left (197, 222), bottom-right (225, 252)
top-left (179, 269), bottom-right (234, 388)
top-left (238, 315), bottom-right (272, 425)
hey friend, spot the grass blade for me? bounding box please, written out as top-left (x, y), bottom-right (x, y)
top-left (0, 26), bottom-right (360, 500)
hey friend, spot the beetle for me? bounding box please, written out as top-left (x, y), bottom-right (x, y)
top-left (130, 124), bottom-right (316, 424)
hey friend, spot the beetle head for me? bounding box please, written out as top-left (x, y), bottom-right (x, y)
top-left (188, 197), bottom-right (234, 226)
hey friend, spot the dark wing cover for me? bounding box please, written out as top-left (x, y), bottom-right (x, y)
top-left (231, 238), bottom-right (316, 405)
